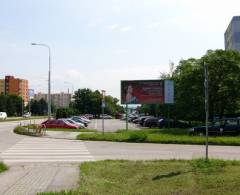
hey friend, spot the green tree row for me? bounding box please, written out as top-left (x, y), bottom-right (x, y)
top-left (0, 94), bottom-right (23, 116)
top-left (71, 88), bottom-right (124, 117)
top-left (138, 49), bottom-right (240, 122)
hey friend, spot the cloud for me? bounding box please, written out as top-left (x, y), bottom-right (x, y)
top-left (119, 26), bottom-right (132, 33)
top-left (107, 24), bottom-right (120, 31)
top-left (106, 24), bottom-right (133, 33)
top-left (147, 22), bottom-right (162, 29)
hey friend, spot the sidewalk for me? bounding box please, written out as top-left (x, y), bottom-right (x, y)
top-left (0, 163), bottom-right (79, 195)
top-left (0, 132), bottom-right (84, 195)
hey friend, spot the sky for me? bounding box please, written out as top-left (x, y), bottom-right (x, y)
top-left (0, 0), bottom-right (239, 99)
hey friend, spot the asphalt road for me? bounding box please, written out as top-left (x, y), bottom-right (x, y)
top-left (87, 119), bottom-right (140, 132)
top-left (0, 119), bottom-right (44, 153)
top-left (1, 119), bottom-right (240, 162)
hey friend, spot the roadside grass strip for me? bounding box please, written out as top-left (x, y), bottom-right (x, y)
top-left (0, 162), bottom-right (8, 173)
top-left (14, 125), bottom-right (96, 137)
top-left (77, 128), bottom-right (240, 146)
top-left (39, 159), bottom-right (240, 195)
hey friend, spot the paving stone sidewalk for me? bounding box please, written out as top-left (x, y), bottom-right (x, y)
top-left (0, 163), bottom-right (79, 195)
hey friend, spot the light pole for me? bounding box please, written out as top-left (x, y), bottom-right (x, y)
top-left (31, 43), bottom-right (51, 120)
top-left (204, 62), bottom-right (209, 161)
top-left (101, 90), bottom-right (106, 135)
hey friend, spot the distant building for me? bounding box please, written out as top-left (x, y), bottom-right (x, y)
top-left (0, 79), bottom-right (5, 95)
top-left (34, 92), bottom-right (72, 108)
top-left (225, 16), bottom-right (240, 52)
top-left (4, 76), bottom-right (29, 104)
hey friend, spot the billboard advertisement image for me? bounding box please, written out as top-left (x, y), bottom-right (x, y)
top-left (121, 80), bottom-right (174, 104)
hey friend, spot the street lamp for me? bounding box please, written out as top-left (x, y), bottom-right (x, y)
top-left (31, 43), bottom-right (51, 120)
top-left (101, 90), bottom-right (106, 135)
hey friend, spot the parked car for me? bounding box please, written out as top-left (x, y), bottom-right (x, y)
top-left (100, 114), bottom-right (113, 119)
top-left (79, 115), bottom-right (91, 123)
top-left (139, 116), bottom-right (153, 126)
top-left (0, 112), bottom-right (7, 120)
top-left (157, 119), bottom-right (189, 128)
top-left (71, 116), bottom-right (88, 127)
top-left (84, 114), bottom-right (94, 120)
top-left (62, 118), bottom-right (85, 128)
top-left (143, 117), bottom-right (160, 128)
top-left (189, 118), bottom-right (240, 135)
top-left (41, 119), bottom-right (79, 129)
top-left (23, 112), bottom-right (31, 118)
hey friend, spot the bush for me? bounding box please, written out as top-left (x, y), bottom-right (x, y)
top-left (14, 125), bottom-right (39, 136)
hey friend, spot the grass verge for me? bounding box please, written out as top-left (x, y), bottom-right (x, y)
top-left (0, 162), bottom-right (8, 173)
top-left (13, 126), bottom-right (39, 136)
top-left (46, 128), bottom-right (96, 132)
top-left (77, 128), bottom-right (240, 146)
top-left (39, 159), bottom-right (240, 195)
top-left (14, 125), bottom-right (96, 136)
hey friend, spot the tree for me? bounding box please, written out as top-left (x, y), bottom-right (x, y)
top-left (138, 49), bottom-right (240, 122)
top-left (72, 88), bottom-right (123, 116)
top-left (0, 94), bottom-right (23, 116)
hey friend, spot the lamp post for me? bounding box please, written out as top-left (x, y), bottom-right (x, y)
top-left (204, 62), bottom-right (209, 161)
top-left (31, 43), bottom-right (51, 120)
top-left (101, 90), bottom-right (106, 135)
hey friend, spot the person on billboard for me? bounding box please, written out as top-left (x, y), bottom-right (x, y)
top-left (126, 85), bottom-right (138, 104)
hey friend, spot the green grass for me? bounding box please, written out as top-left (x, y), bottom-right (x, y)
top-left (46, 128), bottom-right (97, 132)
top-left (0, 162), bottom-right (8, 173)
top-left (77, 128), bottom-right (240, 146)
top-left (14, 126), bottom-right (40, 136)
top-left (14, 125), bottom-right (96, 136)
top-left (39, 159), bottom-right (240, 195)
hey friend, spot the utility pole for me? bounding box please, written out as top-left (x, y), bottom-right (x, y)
top-left (204, 62), bottom-right (209, 161)
top-left (101, 90), bottom-right (106, 135)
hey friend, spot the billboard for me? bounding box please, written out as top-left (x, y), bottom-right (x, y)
top-left (121, 80), bottom-right (174, 104)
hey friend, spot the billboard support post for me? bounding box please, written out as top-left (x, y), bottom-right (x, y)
top-left (126, 104), bottom-right (128, 130)
top-left (167, 104), bottom-right (170, 129)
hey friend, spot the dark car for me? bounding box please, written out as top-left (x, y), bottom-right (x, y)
top-left (139, 116), bottom-right (153, 126)
top-left (157, 119), bottom-right (189, 128)
top-left (143, 117), bottom-right (160, 128)
top-left (189, 118), bottom-right (240, 135)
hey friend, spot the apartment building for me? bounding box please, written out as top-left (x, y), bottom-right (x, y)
top-left (34, 92), bottom-right (72, 108)
top-left (5, 76), bottom-right (29, 103)
top-left (225, 16), bottom-right (240, 52)
top-left (0, 79), bottom-right (4, 95)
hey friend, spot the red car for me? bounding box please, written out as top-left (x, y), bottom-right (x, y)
top-left (41, 119), bottom-right (79, 129)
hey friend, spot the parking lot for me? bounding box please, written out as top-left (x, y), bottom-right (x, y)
top-left (87, 119), bottom-right (140, 132)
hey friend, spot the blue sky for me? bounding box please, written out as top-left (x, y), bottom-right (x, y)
top-left (0, 0), bottom-right (239, 99)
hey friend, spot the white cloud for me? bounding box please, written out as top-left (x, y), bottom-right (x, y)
top-left (147, 22), bottom-right (162, 29)
top-left (107, 24), bottom-right (120, 31)
top-left (106, 24), bottom-right (133, 33)
top-left (119, 26), bottom-right (132, 33)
